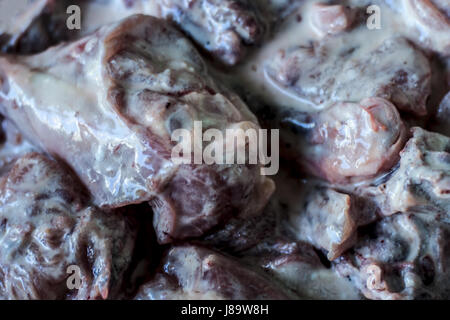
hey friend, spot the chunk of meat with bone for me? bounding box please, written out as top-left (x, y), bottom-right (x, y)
top-left (0, 0), bottom-right (69, 53)
top-left (134, 245), bottom-right (290, 300)
top-left (375, 128), bottom-right (450, 217)
top-left (335, 212), bottom-right (450, 299)
top-left (265, 37), bottom-right (431, 115)
top-left (0, 15), bottom-right (274, 244)
top-left (401, 0), bottom-right (450, 55)
top-left (79, 0), bottom-right (263, 66)
top-left (309, 3), bottom-right (354, 38)
top-left (280, 97), bottom-right (406, 183)
top-left (0, 153), bottom-right (136, 300)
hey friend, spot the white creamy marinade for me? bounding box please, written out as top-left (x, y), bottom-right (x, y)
top-left (0, 0), bottom-right (448, 300)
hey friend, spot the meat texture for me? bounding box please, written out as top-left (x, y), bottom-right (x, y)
top-left (79, 0), bottom-right (264, 65)
top-left (401, 0), bottom-right (450, 55)
top-left (335, 211), bottom-right (450, 299)
top-left (288, 187), bottom-right (377, 260)
top-left (242, 238), bottom-right (362, 300)
top-left (280, 97), bottom-right (407, 183)
top-left (134, 244), bottom-right (291, 300)
top-left (0, 15), bottom-right (274, 244)
top-left (0, 0), bottom-right (69, 53)
top-left (0, 153), bottom-right (136, 300)
top-left (265, 36), bottom-right (431, 115)
top-left (157, 0), bottom-right (263, 65)
top-left (374, 128), bottom-right (450, 217)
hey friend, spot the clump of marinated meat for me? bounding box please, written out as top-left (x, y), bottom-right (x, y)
top-left (288, 187), bottom-right (377, 260)
top-left (265, 36), bottom-right (431, 115)
top-left (0, 15), bottom-right (274, 244)
top-left (280, 97), bottom-right (406, 183)
top-left (79, 0), bottom-right (264, 66)
top-left (134, 244), bottom-right (291, 300)
top-left (309, 3), bottom-right (354, 38)
top-left (158, 0), bottom-right (263, 65)
top-left (374, 128), bottom-right (450, 217)
top-left (242, 238), bottom-right (362, 299)
top-left (335, 211), bottom-right (450, 299)
top-left (0, 0), bottom-right (69, 53)
top-left (400, 0), bottom-right (450, 56)
top-left (0, 153), bottom-right (136, 300)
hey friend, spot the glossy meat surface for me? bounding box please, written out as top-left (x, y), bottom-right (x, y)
top-left (0, 153), bottom-right (136, 300)
top-left (0, 15), bottom-right (274, 243)
top-left (280, 97), bottom-right (407, 182)
top-left (0, 0), bottom-right (69, 53)
top-left (135, 244), bottom-right (290, 300)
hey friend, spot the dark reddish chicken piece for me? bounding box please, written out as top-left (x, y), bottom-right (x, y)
top-left (0, 153), bottom-right (136, 300)
top-left (0, 0), bottom-right (69, 53)
top-left (0, 15), bottom-right (274, 244)
top-left (134, 244), bottom-right (291, 300)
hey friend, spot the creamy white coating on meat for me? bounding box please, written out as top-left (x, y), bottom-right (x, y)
top-left (335, 211), bottom-right (450, 299)
top-left (0, 0), bottom-right (448, 301)
top-left (135, 244), bottom-right (291, 300)
top-left (0, 153), bottom-right (136, 300)
top-left (374, 128), bottom-right (450, 217)
top-left (0, 0), bottom-right (69, 53)
top-left (0, 15), bottom-right (274, 244)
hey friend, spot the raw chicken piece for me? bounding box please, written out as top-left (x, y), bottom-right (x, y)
top-left (0, 0), bottom-right (69, 53)
top-left (0, 153), bottom-right (136, 300)
top-left (0, 15), bottom-right (274, 244)
top-left (265, 36), bottom-right (432, 115)
top-left (375, 128), bottom-right (450, 217)
top-left (280, 97), bottom-right (407, 183)
top-left (134, 244), bottom-right (291, 300)
top-left (335, 211), bottom-right (450, 299)
top-left (401, 0), bottom-right (450, 56)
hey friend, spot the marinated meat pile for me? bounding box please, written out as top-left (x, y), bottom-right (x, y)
top-left (0, 0), bottom-right (448, 300)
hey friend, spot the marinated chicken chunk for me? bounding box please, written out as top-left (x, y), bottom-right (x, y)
top-left (134, 245), bottom-right (291, 300)
top-left (0, 15), bottom-right (274, 244)
top-left (0, 153), bottom-right (136, 300)
top-left (0, 0), bottom-right (69, 53)
top-left (79, 0), bottom-right (264, 65)
top-left (265, 37), bottom-right (431, 115)
top-left (309, 3), bottom-right (354, 38)
top-left (375, 128), bottom-right (450, 217)
top-left (243, 239), bottom-right (362, 299)
top-left (400, 0), bottom-right (450, 55)
top-left (280, 97), bottom-right (407, 183)
top-left (335, 212), bottom-right (450, 299)
top-left (289, 187), bottom-right (376, 260)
